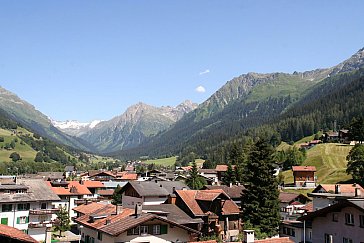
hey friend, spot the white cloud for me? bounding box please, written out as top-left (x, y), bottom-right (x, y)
top-left (199, 69), bottom-right (210, 75)
top-left (195, 85), bottom-right (206, 93)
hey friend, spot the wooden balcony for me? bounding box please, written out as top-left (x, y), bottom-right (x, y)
top-left (29, 208), bottom-right (60, 215)
top-left (28, 221), bottom-right (53, 228)
top-left (74, 198), bottom-right (101, 205)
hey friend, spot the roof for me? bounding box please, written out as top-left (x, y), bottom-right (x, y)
top-left (198, 169), bottom-right (217, 174)
top-left (102, 181), bottom-right (128, 188)
top-left (181, 166), bottom-right (192, 171)
top-left (312, 184), bottom-right (364, 195)
top-left (82, 181), bottom-right (105, 188)
top-left (142, 204), bottom-right (204, 225)
top-left (120, 173), bottom-right (138, 180)
top-left (124, 181), bottom-right (188, 197)
top-left (73, 202), bottom-right (115, 215)
top-left (299, 199), bottom-right (364, 221)
top-left (279, 192), bottom-right (309, 203)
top-left (0, 179), bottom-right (60, 203)
top-left (47, 181), bottom-right (92, 196)
top-left (37, 171), bottom-right (64, 180)
top-left (98, 189), bottom-right (114, 196)
top-left (89, 170), bottom-right (116, 178)
top-left (75, 206), bottom-right (200, 236)
top-left (204, 185), bottom-right (245, 199)
top-left (215, 164), bottom-right (236, 172)
top-left (301, 202), bottom-right (313, 212)
top-left (0, 224), bottom-right (37, 243)
top-left (64, 165), bottom-right (75, 172)
top-left (175, 189), bottom-right (240, 216)
top-left (189, 241), bottom-right (217, 243)
top-left (292, 166), bottom-right (316, 172)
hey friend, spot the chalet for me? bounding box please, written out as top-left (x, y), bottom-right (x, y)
top-left (0, 179), bottom-right (60, 242)
top-left (309, 183), bottom-right (364, 211)
top-left (339, 129), bottom-right (350, 143)
top-left (88, 171), bottom-right (116, 181)
top-left (121, 181), bottom-right (189, 208)
top-left (74, 203), bottom-right (200, 243)
top-left (279, 192), bottom-right (311, 221)
top-left (215, 164), bottom-right (236, 182)
top-left (323, 131), bottom-right (339, 143)
top-left (46, 180), bottom-right (92, 222)
top-left (299, 198), bottom-right (364, 243)
top-left (291, 166), bottom-right (316, 188)
top-left (174, 189), bottom-right (241, 242)
top-left (204, 185), bottom-right (245, 208)
top-left (198, 169), bottom-right (218, 185)
top-left (64, 165), bottom-right (76, 179)
top-left (81, 180), bottom-right (105, 198)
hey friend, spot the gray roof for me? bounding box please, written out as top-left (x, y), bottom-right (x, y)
top-left (0, 179), bottom-right (61, 203)
top-left (102, 181), bottom-right (128, 189)
top-left (126, 181), bottom-right (189, 197)
top-left (143, 204), bottom-right (203, 225)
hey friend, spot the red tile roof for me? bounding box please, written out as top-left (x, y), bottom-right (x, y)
top-left (175, 189), bottom-right (240, 216)
top-left (82, 180), bottom-right (105, 188)
top-left (73, 202), bottom-right (115, 215)
top-left (0, 224), bottom-right (37, 243)
top-left (292, 166), bottom-right (316, 172)
top-left (215, 164), bottom-right (236, 172)
top-left (301, 202), bottom-right (313, 212)
top-left (98, 189), bottom-right (114, 196)
top-left (315, 184), bottom-right (364, 194)
top-left (279, 192), bottom-right (302, 203)
top-left (121, 173), bottom-right (138, 180)
top-left (47, 181), bottom-right (92, 196)
top-left (255, 237), bottom-right (294, 243)
top-left (189, 241), bottom-right (217, 243)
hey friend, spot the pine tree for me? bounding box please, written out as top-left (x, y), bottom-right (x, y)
top-left (54, 206), bottom-right (70, 237)
top-left (346, 144), bottom-right (364, 185)
top-left (241, 139), bottom-right (280, 238)
top-left (186, 161), bottom-right (206, 189)
top-left (223, 163), bottom-right (236, 185)
top-left (111, 184), bottom-right (123, 205)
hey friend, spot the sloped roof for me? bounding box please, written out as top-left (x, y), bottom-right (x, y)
top-left (301, 202), bottom-right (313, 212)
top-left (120, 173), bottom-right (138, 180)
top-left (98, 189), bottom-right (114, 196)
top-left (292, 166), bottom-right (316, 172)
top-left (125, 181), bottom-right (188, 197)
top-left (47, 181), bottom-right (92, 196)
top-left (215, 164), bottom-right (236, 172)
top-left (0, 179), bottom-right (60, 203)
top-left (0, 224), bottom-right (37, 242)
top-left (312, 184), bottom-right (364, 195)
top-left (82, 181), bottom-right (105, 188)
top-left (279, 192), bottom-right (310, 204)
top-left (73, 202), bottom-right (114, 215)
top-left (204, 185), bottom-right (245, 199)
top-left (255, 237), bottom-right (294, 243)
top-left (175, 189), bottom-right (240, 217)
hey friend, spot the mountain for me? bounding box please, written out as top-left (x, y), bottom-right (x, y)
top-left (0, 86), bottom-right (92, 151)
top-left (79, 100), bottom-right (198, 153)
top-left (116, 47), bottom-right (364, 159)
top-left (52, 119), bottom-right (102, 137)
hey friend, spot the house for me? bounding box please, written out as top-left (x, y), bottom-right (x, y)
top-left (0, 224), bottom-right (38, 243)
top-left (37, 172), bottom-right (65, 181)
top-left (339, 129), bottom-right (350, 143)
top-left (46, 180), bottom-right (92, 222)
top-left (64, 166), bottom-right (76, 179)
top-left (204, 185), bottom-right (245, 208)
top-left (215, 165), bottom-right (236, 182)
top-left (291, 166), bottom-right (316, 188)
top-left (279, 192), bottom-right (311, 220)
top-left (309, 183), bottom-right (364, 211)
top-left (323, 131), bottom-right (339, 143)
top-left (121, 181), bottom-right (188, 208)
top-left (81, 181), bottom-right (105, 198)
top-left (299, 198), bottom-right (364, 243)
top-left (88, 171), bottom-right (116, 181)
top-left (0, 179), bottom-right (61, 242)
top-left (174, 189), bottom-right (241, 242)
top-left (198, 169), bottom-right (218, 185)
top-left (74, 203), bottom-right (200, 243)
top-left (279, 220), bottom-right (312, 243)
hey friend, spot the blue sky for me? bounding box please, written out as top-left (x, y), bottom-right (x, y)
top-left (0, 0), bottom-right (363, 121)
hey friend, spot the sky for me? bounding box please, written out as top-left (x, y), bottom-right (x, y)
top-left (0, 0), bottom-right (364, 122)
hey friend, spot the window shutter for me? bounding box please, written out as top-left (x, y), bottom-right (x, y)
top-left (161, 224), bottom-right (168, 234)
top-left (17, 217), bottom-right (20, 224)
top-left (148, 225), bottom-right (153, 234)
top-left (26, 217), bottom-right (29, 223)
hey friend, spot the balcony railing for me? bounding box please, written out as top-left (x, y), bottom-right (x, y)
top-left (28, 221), bottom-right (53, 228)
top-left (29, 209), bottom-right (60, 215)
top-left (74, 198), bottom-right (101, 205)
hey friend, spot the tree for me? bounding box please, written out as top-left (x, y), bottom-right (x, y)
top-left (34, 152), bottom-right (44, 162)
top-left (346, 144), bottom-right (364, 185)
top-left (241, 139), bottom-right (280, 238)
top-left (0, 137), bottom-right (4, 142)
top-left (349, 117), bottom-right (364, 143)
top-left (282, 147), bottom-right (306, 170)
top-left (111, 184), bottom-right (123, 205)
top-left (10, 140), bottom-right (16, 149)
top-left (9, 152), bottom-right (21, 162)
top-left (54, 206), bottom-right (70, 237)
top-left (223, 163), bottom-right (236, 185)
top-left (186, 161), bottom-right (206, 190)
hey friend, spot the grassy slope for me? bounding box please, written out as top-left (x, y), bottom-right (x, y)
top-left (142, 157), bottom-right (205, 167)
top-left (281, 143), bottom-right (352, 185)
top-left (0, 128), bottom-right (37, 162)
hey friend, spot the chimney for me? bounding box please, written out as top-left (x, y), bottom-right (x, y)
top-left (335, 184), bottom-right (341, 194)
top-left (243, 229), bottom-right (255, 243)
top-left (229, 182), bottom-right (232, 188)
top-left (116, 204), bottom-right (123, 215)
top-left (105, 219), bottom-right (111, 225)
top-left (135, 202), bottom-right (142, 218)
top-left (355, 188), bottom-right (361, 197)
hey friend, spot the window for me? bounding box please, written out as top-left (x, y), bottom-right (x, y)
top-left (97, 232), bottom-right (102, 241)
top-left (41, 202), bottom-right (47, 209)
top-left (1, 218), bottom-right (8, 225)
top-left (325, 234), bottom-right (333, 243)
top-left (140, 225), bottom-right (148, 235)
top-left (345, 213), bottom-right (354, 225)
top-left (17, 216), bottom-right (28, 224)
top-left (17, 203), bottom-right (30, 211)
top-left (343, 238), bottom-right (353, 243)
top-left (2, 204), bottom-right (12, 212)
top-left (360, 215), bottom-right (364, 228)
top-left (332, 213), bottom-right (338, 222)
top-left (152, 225), bottom-right (160, 235)
top-left (90, 237), bottom-right (94, 243)
top-left (127, 226), bottom-right (140, 235)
